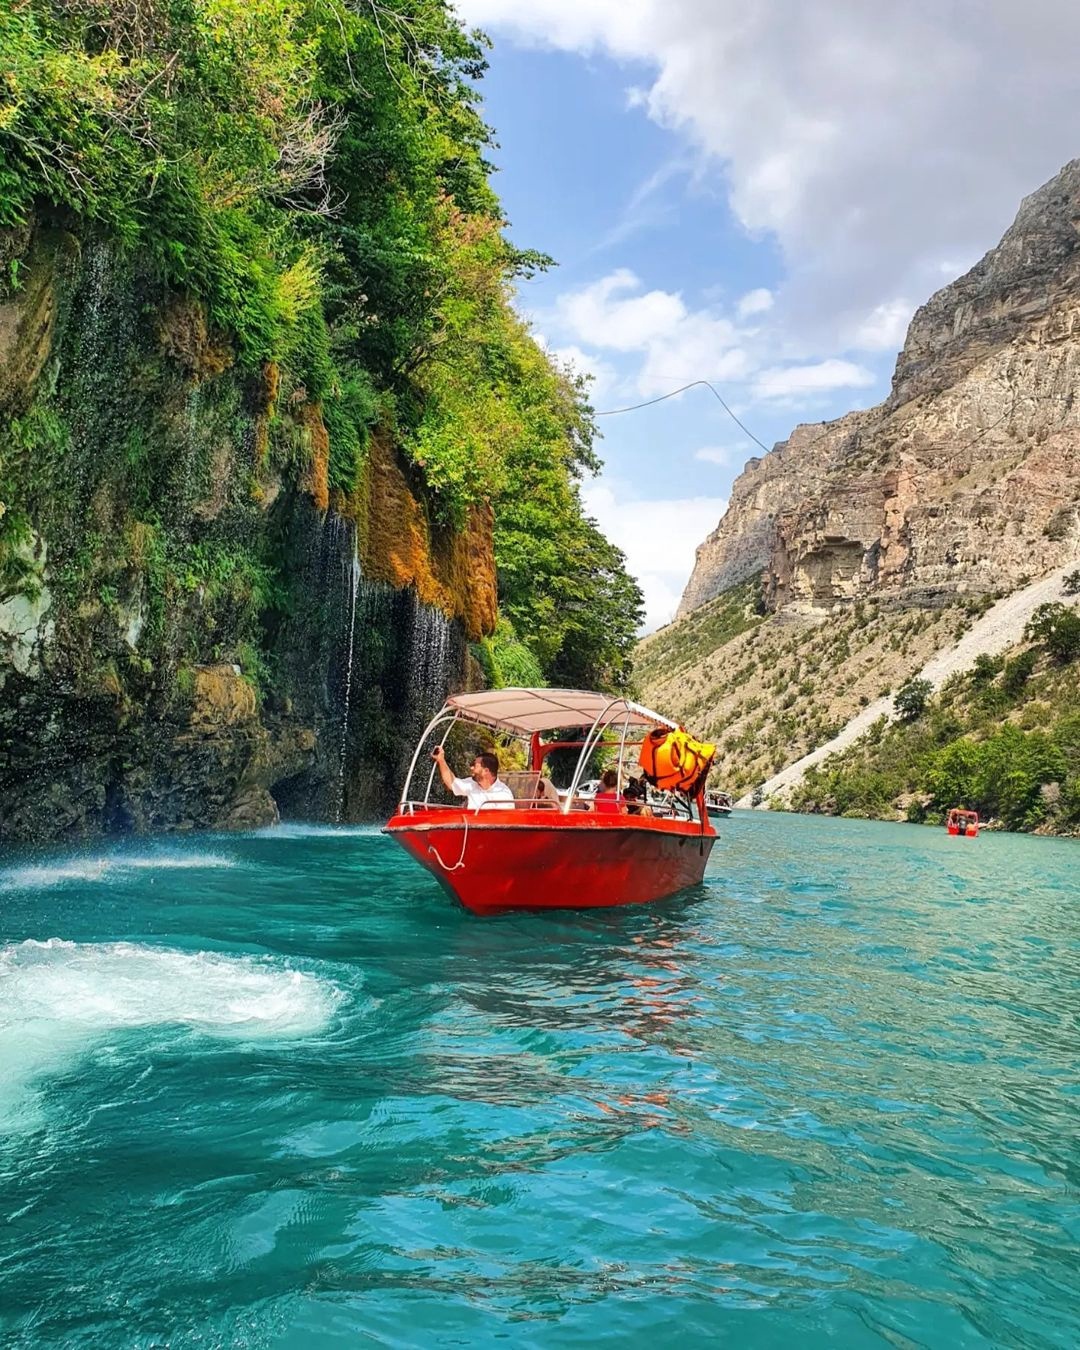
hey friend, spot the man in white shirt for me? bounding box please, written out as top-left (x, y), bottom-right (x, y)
top-left (431, 745), bottom-right (514, 811)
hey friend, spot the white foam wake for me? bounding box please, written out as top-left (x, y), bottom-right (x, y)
top-left (248, 822), bottom-right (384, 838)
top-left (0, 940), bottom-right (341, 1134)
top-left (0, 852), bottom-right (234, 891)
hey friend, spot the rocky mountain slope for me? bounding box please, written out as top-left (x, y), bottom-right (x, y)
top-left (680, 160), bottom-right (1080, 618)
top-left (642, 161), bottom-right (1080, 818)
top-left (742, 563), bottom-right (1080, 806)
top-left (636, 582), bottom-right (982, 799)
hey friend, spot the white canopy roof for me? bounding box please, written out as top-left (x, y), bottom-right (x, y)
top-left (443, 688), bottom-right (678, 735)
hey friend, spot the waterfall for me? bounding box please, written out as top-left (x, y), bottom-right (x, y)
top-left (334, 534), bottom-right (361, 824)
top-left (406, 602), bottom-right (452, 731)
top-left (178, 384), bottom-right (203, 510)
top-left (281, 505), bottom-right (466, 821)
top-left (67, 240), bottom-right (114, 514)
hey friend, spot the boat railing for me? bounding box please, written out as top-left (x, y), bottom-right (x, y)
top-left (396, 796), bottom-right (653, 817)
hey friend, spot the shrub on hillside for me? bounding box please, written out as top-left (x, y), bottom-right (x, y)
top-left (1025, 603), bottom-right (1080, 663)
top-left (924, 726), bottom-right (1066, 829)
top-left (1002, 648), bottom-right (1038, 694)
top-left (970, 652), bottom-right (1004, 685)
top-left (894, 677), bottom-right (933, 721)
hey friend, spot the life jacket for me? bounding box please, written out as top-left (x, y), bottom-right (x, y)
top-left (593, 790), bottom-right (624, 814)
top-left (639, 727), bottom-right (716, 795)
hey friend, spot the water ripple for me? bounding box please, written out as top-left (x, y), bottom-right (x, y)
top-left (0, 814), bottom-right (1077, 1347)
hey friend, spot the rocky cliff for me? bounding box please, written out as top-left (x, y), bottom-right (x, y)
top-left (679, 159), bottom-right (1080, 619)
top-left (0, 219), bottom-right (494, 841)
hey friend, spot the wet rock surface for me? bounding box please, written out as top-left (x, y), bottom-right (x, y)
top-left (0, 219), bottom-right (483, 844)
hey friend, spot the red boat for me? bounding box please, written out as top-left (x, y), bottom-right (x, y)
top-left (946, 808), bottom-right (980, 837)
top-left (384, 689), bottom-right (717, 915)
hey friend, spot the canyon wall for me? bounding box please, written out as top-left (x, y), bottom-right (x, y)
top-left (679, 160), bottom-right (1080, 619)
top-left (0, 219), bottom-right (495, 841)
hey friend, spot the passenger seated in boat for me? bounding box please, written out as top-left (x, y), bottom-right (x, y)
top-left (592, 769), bottom-right (625, 814)
top-left (533, 777), bottom-right (560, 808)
top-left (623, 775), bottom-right (651, 817)
top-left (431, 745), bottom-right (514, 811)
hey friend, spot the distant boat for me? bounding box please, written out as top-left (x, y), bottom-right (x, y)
top-left (946, 808), bottom-right (979, 838)
top-left (705, 789), bottom-right (733, 818)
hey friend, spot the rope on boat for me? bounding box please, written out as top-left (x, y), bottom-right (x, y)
top-left (428, 812), bottom-right (469, 872)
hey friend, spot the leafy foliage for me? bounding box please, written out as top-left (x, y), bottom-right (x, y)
top-left (894, 677), bottom-right (932, 721)
top-left (635, 579), bottom-right (763, 688)
top-left (791, 627), bottom-right (1080, 833)
top-left (473, 618), bottom-right (545, 690)
top-left (0, 0), bottom-right (642, 695)
top-left (1025, 602), bottom-right (1080, 663)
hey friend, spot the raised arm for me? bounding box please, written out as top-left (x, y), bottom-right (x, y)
top-left (431, 744), bottom-right (459, 795)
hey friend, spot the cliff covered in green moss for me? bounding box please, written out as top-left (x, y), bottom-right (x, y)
top-left (0, 0), bottom-right (642, 841)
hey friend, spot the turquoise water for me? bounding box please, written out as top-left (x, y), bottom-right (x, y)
top-left (1, 813), bottom-right (1077, 1348)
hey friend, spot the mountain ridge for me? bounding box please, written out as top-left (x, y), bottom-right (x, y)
top-left (678, 158), bottom-right (1080, 620)
top-left (638, 160), bottom-right (1080, 829)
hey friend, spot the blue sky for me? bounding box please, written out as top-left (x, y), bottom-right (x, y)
top-left (456, 1), bottom-right (1080, 628)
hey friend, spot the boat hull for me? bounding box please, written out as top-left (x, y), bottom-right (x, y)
top-left (384, 809), bottom-right (716, 915)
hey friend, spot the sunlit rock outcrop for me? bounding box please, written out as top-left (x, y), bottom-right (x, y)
top-left (679, 159), bottom-right (1080, 619)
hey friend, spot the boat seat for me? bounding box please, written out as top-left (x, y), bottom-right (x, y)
top-left (502, 772), bottom-right (559, 807)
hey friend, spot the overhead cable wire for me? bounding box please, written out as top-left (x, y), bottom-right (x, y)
top-left (594, 377), bottom-right (1077, 503)
top-left (594, 379), bottom-right (772, 455)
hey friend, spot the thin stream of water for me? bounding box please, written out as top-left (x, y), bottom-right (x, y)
top-left (335, 541), bottom-right (361, 824)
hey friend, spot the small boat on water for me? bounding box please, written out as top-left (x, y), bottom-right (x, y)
top-left (705, 789), bottom-right (733, 818)
top-left (384, 688), bottom-right (717, 915)
top-left (946, 808), bottom-right (979, 837)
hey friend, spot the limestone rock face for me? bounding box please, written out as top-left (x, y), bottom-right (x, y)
top-left (678, 159), bottom-right (1080, 619)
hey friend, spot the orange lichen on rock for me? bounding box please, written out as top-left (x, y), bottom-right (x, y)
top-left (436, 500), bottom-right (498, 639)
top-left (356, 432), bottom-right (497, 639)
top-left (190, 664), bottom-right (257, 728)
top-left (0, 225), bottom-right (79, 417)
top-left (158, 295), bottom-right (234, 380)
top-left (297, 401), bottom-right (330, 512)
top-left (250, 362), bottom-right (279, 466)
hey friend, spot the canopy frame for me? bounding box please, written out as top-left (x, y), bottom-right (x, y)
top-left (396, 688), bottom-right (677, 812)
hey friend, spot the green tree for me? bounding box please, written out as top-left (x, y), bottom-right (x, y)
top-left (894, 677), bottom-right (933, 721)
top-left (1026, 603), bottom-right (1080, 663)
top-left (970, 652), bottom-right (1003, 685)
top-left (1002, 648), bottom-right (1038, 694)
top-left (0, 0), bottom-right (642, 699)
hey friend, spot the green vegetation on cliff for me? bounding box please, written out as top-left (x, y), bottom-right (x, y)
top-left (790, 604), bottom-right (1080, 833)
top-left (0, 0), bottom-right (641, 692)
top-left (636, 580), bottom-right (984, 797)
top-left (635, 579), bottom-right (765, 690)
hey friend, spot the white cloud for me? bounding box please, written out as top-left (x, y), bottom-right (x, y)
top-left (752, 359), bottom-right (875, 401)
top-left (548, 269), bottom-right (747, 399)
top-left (582, 480), bottom-right (727, 631)
top-left (853, 299), bottom-right (913, 353)
top-left (736, 287), bottom-right (774, 319)
top-left (694, 443), bottom-right (750, 467)
top-left (541, 341), bottom-right (621, 404)
top-left (458, 0), bottom-right (1080, 342)
top-left (553, 269), bottom-right (689, 353)
top-left (545, 271), bottom-right (880, 417)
